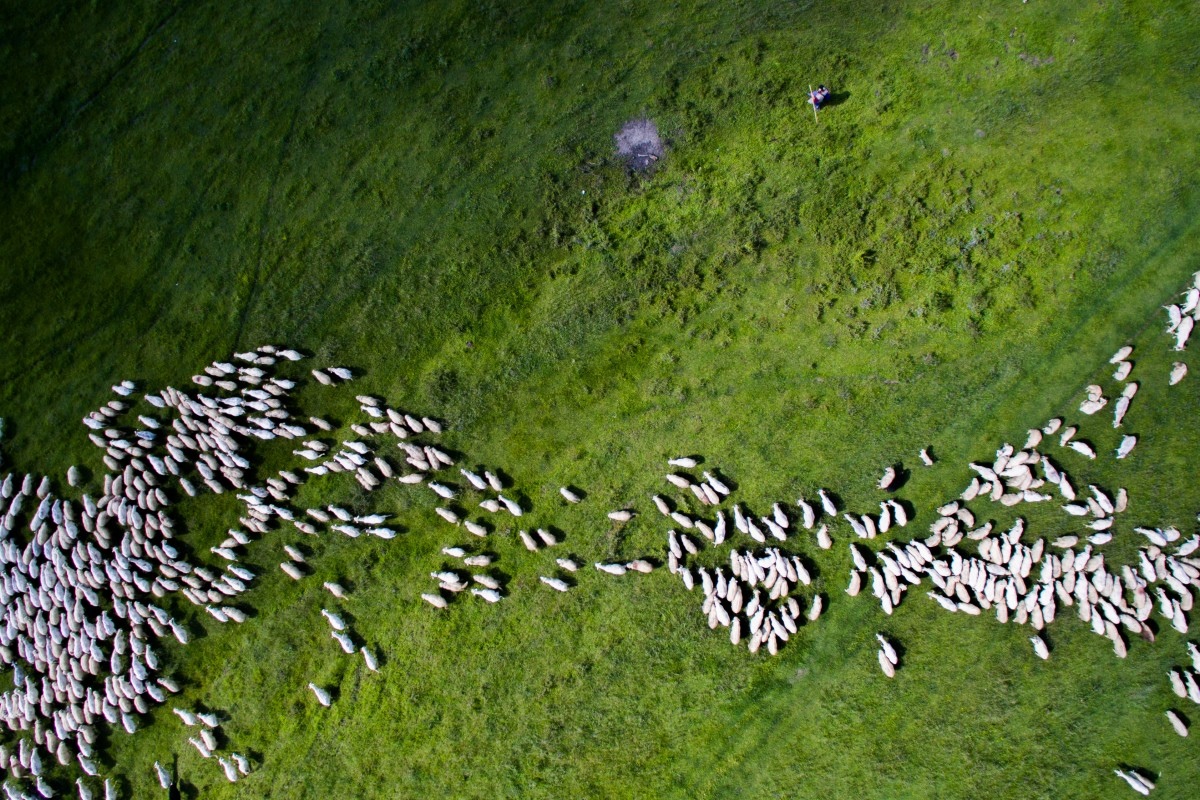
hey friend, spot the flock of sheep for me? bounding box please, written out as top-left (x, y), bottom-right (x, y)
top-left (0, 345), bottom-right (417, 798)
top-left (0, 271), bottom-right (1194, 797)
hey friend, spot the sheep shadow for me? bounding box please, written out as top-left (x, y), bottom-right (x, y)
top-left (887, 464), bottom-right (912, 492)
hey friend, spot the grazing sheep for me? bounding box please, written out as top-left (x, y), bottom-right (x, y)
top-left (849, 544), bottom-right (868, 572)
top-left (420, 593), bottom-right (448, 609)
top-left (154, 761), bottom-right (172, 789)
top-left (1169, 362), bottom-right (1188, 385)
top-left (1166, 709), bottom-right (1189, 737)
top-left (608, 509), bottom-right (634, 522)
top-left (807, 596), bottom-right (824, 621)
top-left (1116, 436), bottom-right (1137, 459)
top-left (540, 576), bottom-right (570, 592)
top-left (878, 467), bottom-right (896, 490)
top-left (559, 487), bottom-right (581, 503)
top-left (1175, 316), bottom-right (1194, 350)
top-left (429, 482), bottom-right (457, 500)
top-left (471, 588), bottom-right (502, 603)
top-left (919, 448), bottom-right (935, 467)
top-left (174, 708), bottom-right (199, 726)
top-left (556, 558), bottom-right (580, 572)
top-left (595, 562), bottom-right (627, 575)
top-left (1113, 769), bottom-right (1152, 796)
top-left (498, 495), bottom-right (523, 516)
top-left (519, 530), bottom-right (540, 551)
top-left (816, 524), bottom-right (832, 550)
top-left (1113, 396), bottom-right (1131, 428)
top-left (362, 647), bottom-right (379, 672)
top-left (877, 649), bottom-right (896, 677)
top-left (1030, 635), bottom-right (1050, 660)
top-left (818, 489), bottom-right (838, 516)
top-left (1110, 346), bottom-right (1134, 363)
top-left (704, 471), bottom-right (731, 496)
top-left (876, 634), bottom-right (899, 665)
top-left (626, 559), bottom-right (654, 573)
top-left (668, 457), bottom-right (698, 468)
top-left (1069, 441), bottom-right (1097, 459)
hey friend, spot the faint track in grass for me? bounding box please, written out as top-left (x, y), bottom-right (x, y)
top-left (1, 1), bottom-right (189, 185)
top-left (229, 33), bottom-right (331, 353)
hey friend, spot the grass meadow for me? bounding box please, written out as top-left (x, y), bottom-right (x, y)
top-left (2, 0), bottom-right (1200, 796)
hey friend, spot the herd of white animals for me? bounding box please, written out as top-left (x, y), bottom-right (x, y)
top-left (0, 271), bottom-right (1194, 797)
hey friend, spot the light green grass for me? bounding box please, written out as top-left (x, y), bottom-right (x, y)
top-left (2, 0), bottom-right (1200, 797)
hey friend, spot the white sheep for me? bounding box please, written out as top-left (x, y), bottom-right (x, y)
top-left (1116, 436), bottom-right (1137, 459)
top-left (703, 471), bottom-right (731, 496)
top-left (421, 593), bottom-right (448, 609)
top-left (1176, 316), bottom-right (1194, 350)
top-left (473, 574), bottom-right (501, 590)
top-left (878, 467), bottom-right (896, 490)
top-left (429, 482), bottom-right (457, 500)
top-left (1069, 440), bottom-right (1096, 459)
top-left (666, 474), bottom-right (692, 489)
top-left (1030, 635), bottom-right (1050, 660)
top-left (1113, 769), bottom-right (1152, 796)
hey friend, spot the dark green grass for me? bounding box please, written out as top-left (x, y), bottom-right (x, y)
top-left (2, 0), bottom-right (1200, 797)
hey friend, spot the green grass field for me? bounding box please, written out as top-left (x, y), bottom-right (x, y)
top-left (2, 0), bottom-right (1200, 796)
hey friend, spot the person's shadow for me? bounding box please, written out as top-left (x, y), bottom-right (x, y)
top-left (821, 91), bottom-right (851, 109)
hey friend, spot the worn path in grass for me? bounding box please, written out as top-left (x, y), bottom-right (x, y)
top-left (2, 0), bottom-right (1200, 797)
